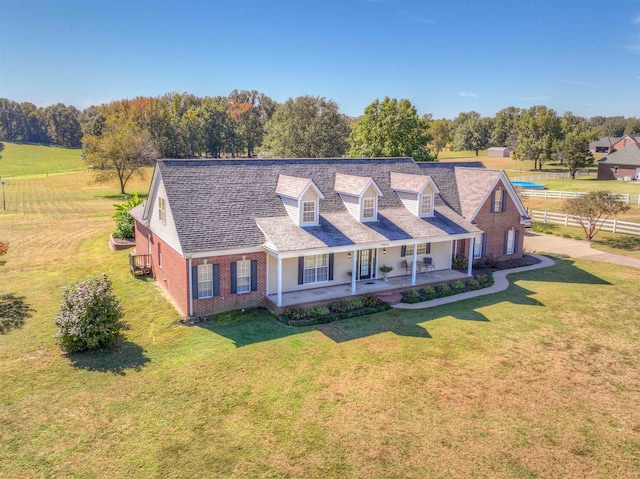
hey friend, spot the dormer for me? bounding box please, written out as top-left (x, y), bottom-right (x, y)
top-left (390, 172), bottom-right (439, 218)
top-left (275, 174), bottom-right (325, 226)
top-left (334, 173), bottom-right (383, 222)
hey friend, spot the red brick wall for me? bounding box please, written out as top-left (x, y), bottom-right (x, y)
top-left (473, 181), bottom-right (525, 262)
top-left (191, 252), bottom-right (267, 316)
top-left (597, 163), bottom-right (637, 180)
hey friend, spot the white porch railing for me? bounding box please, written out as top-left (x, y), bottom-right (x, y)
top-left (529, 210), bottom-right (640, 237)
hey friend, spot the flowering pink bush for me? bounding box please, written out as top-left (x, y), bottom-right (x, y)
top-left (53, 275), bottom-right (125, 353)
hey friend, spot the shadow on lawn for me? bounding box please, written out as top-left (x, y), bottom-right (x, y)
top-left (67, 340), bottom-right (150, 375)
top-left (0, 294), bottom-right (34, 334)
top-left (203, 257), bottom-right (609, 347)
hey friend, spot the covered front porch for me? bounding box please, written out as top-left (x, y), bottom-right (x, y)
top-left (266, 266), bottom-right (468, 308)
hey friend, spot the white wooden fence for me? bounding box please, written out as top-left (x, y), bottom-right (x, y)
top-left (529, 210), bottom-right (640, 237)
top-left (511, 171), bottom-right (590, 182)
top-left (520, 189), bottom-right (640, 205)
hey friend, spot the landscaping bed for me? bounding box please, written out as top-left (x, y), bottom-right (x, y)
top-left (401, 273), bottom-right (494, 304)
top-left (278, 294), bottom-right (391, 327)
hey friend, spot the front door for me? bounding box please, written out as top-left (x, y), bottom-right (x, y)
top-left (357, 249), bottom-right (376, 280)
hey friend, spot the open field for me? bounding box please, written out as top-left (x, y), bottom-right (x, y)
top-left (1, 163), bottom-right (640, 477)
top-left (0, 141), bottom-right (84, 178)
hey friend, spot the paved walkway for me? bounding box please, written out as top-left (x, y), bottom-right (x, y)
top-left (393, 254), bottom-right (555, 310)
top-left (524, 232), bottom-right (640, 269)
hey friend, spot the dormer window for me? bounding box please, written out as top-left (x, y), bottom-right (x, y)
top-left (362, 197), bottom-right (376, 219)
top-left (302, 200), bottom-right (317, 224)
top-left (420, 194), bottom-right (432, 216)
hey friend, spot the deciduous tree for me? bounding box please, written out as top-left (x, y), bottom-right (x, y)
top-left (452, 112), bottom-right (492, 155)
top-left (349, 97), bottom-right (433, 161)
top-left (83, 124), bottom-right (158, 194)
top-left (556, 133), bottom-right (594, 179)
top-left (491, 106), bottom-right (520, 148)
top-left (514, 105), bottom-right (562, 170)
top-left (563, 190), bottom-right (630, 240)
top-left (428, 119), bottom-right (450, 159)
top-left (263, 96), bottom-right (350, 158)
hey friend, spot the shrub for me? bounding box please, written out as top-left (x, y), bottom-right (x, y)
top-left (112, 192), bottom-right (143, 239)
top-left (475, 274), bottom-right (488, 284)
top-left (451, 280), bottom-right (465, 290)
top-left (422, 286), bottom-right (436, 296)
top-left (361, 293), bottom-right (382, 307)
top-left (347, 298), bottom-right (363, 310)
top-left (404, 289), bottom-right (420, 298)
top-left (0, 241), bottom-right (8, 257)
top-left (451, 253), bottom-right (468, 270)
top-left (53, 275), bottom-right (126, 353)
top-left (307, 306), bottom-right (330, 317)
top-left (329, 299), bottom-right (350, 313)
top-left (543, 229), bottom-right (554, 235)
top-left (284, 307), bottom-right (306, 320)
top-left (466, 278), bottom-right (480, 289)
top-left (437, 284), bottom-right (451, 294)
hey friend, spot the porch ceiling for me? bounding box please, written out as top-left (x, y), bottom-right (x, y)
top-left (266, 270), bottom-right (468, 308)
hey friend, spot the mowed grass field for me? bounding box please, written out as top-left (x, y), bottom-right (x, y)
top-left (0, 141), bottom-right (84, 178)
top-left (1, 157), bottom-right (640, 477)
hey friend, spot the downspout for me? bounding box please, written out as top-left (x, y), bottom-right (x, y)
top-left (188, 257), bottom-right (193, 317)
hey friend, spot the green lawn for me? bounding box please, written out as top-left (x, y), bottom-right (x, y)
top-left (0, 141), bottom-right (84, 178)
top-left (2, 167), bottom-right (640, 478)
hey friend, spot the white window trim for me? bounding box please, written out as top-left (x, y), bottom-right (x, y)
top-left (420, 194), bottom-right (433, 217)
top-left (303, 254), bottom-right (329, 284)
top-left (197, 263), bottom-right (213, 299)
top-left (506, 229), bottom-right (515, 255)
top-left (301, 200), bottom-right (317, 225)
top-left (473, 234), bottom-right (483, 259)
top-left (361, 197), bottom-right (376, 221)
top-left (158, 197), bottom-right (167, 225)
top-left (236, 260), bottom-right (251, 294)
top-left (404, 243), bottom-right (430, 257)
top-left (493, 189), bottom-right (504, 213)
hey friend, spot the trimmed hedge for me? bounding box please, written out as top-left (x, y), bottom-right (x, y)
top-left (401, 273), bottom-right (495, 304)
top-left (279, 294), bottom-right (390, 327)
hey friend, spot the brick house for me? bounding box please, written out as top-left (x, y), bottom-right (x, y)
top-left (597, 144), bottom-right (640, 180)
top-left (130, 158), bottom-right (529, 316)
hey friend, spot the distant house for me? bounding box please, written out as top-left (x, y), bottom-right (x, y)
top-left (589, 137), bottom-right (621, 154)
top-left (130, 158), bottom-right (530, 317)
top-left (610, 135), bottom-right (640, 152)
top-left (597, 144), bottom-right (640, 180)
top-left (488, 147), bottom-right (511, 158)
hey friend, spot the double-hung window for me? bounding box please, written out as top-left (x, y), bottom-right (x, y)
top-left (492, 190), bottom-right (504, 213)
top-left (197, 264), bottom-right (213, 299)
top-left (505, 229), bottom-right (515, 255)
top-left (420, 194), bottom-right (432, 215)
top-left (304, 254), bottom-right (329, 284)
top-left (362, 197), bottom-right (375, 219)
top-left (158, 197), bottom-right (167, 224)
top-left (473, 234), bottom-right (483, 259)
top-left (236, 260), bottom-right (251, 293)
top-left (404, 243), bottom-right (431, 256)
top-left (302, 201), bottom-right (316, 224)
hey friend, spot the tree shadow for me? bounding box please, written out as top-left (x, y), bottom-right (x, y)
top-left (0, 294), bottom-right (34, 334)
top-left (201, 257), bottom-right (610, 347)
top-left (66, 339), bottom-right (150, 375)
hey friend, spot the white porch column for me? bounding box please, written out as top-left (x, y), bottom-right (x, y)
top-left (411, 246), bottom-right (417, 285)
top-left (277, 256), bottom-right (283, 307)
top-left (265, 254), bottom-right (270, 296)
top-left (351, 250), bottom-right (357, 295)
top-left (374, 248), bottom-right (379, 279)
top-left (467, 237), bottom-right (474, 277)
top-left (448, 241), bottom-right (454, 269)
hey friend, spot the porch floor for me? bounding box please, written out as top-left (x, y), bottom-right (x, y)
top-left (267, 269), bottom-right (469, 307)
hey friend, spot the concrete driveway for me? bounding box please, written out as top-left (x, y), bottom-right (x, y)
top-left (524, 231), bottom-right (640, 269)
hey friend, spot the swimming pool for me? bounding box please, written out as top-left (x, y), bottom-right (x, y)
top-left (511, 181), bottom-right (545, 190)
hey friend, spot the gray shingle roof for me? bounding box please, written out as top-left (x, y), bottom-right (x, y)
top-left (156, 158), bottom-right (488, 254)
top-left (599, 144), bottom-right (640, 166)
top-left (390, 172), bottom-right (431, 193)
top-left (275, 175), bottom-right (315, 198)
top-left (334, 172), bottom-right (375, 196)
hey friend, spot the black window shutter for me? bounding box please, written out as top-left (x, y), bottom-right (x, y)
top-left (482, 234), bottom-right (487, 257)
top-left (501, 191), bottom-right (507, 212)
top-left (503, 231), bottom-right (509, 255)
top-left (401, 245), bottom-right (407, 257)
top-left (213, 264), bottom-right (220, 297)
top-left (491, 191), bottom-right (496, 213)
top-left (191, 265), bottom-right (198, 299)
top-left (230, 261), bottom-right (237, 294)
top-left (298, 257), bottom-right (304, 285)
top-left (251, 260), bottom-right (258, 292)
top-left (514, 230), bottom-right (520, 254)
top-left (426, 243), bottom-right (431, 254)
top-left (328, 253), bottom-right (334, 280)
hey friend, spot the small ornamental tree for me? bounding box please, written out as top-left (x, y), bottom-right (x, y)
top-left (563, 190), bottom-right (630, 241)
top-left (54, 275), bottom-right (126, 353)
top-left (112, 192), bottom-right (142, 239)
top-left (0, 240), bottom-right (8, 257)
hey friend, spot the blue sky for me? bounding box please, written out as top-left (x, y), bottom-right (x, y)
top-left (1, 0), bottom-right (639, 119)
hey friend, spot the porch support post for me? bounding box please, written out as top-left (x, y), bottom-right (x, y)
top-left (265, 254), bottom-right (270, 296)
top-left (351, 250), bottom-right (357, 295)
top-left (188, 257), bottom-right (193, 316)
top-left (467, 237), bottom-right (474, 277)
top-left (411, 246), bottom-right (417, 285)
top-left (277, 256), bottom-right (283, 307)
top-left (374, 248), bottom-right (379, 279)
top-left (448, 241), bottom-right (454, 269)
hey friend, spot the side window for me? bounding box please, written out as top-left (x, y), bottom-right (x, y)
top-left (158, 197), bottom-right (167, 224)
top-left (493, 190), bottom-right (504, 213)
